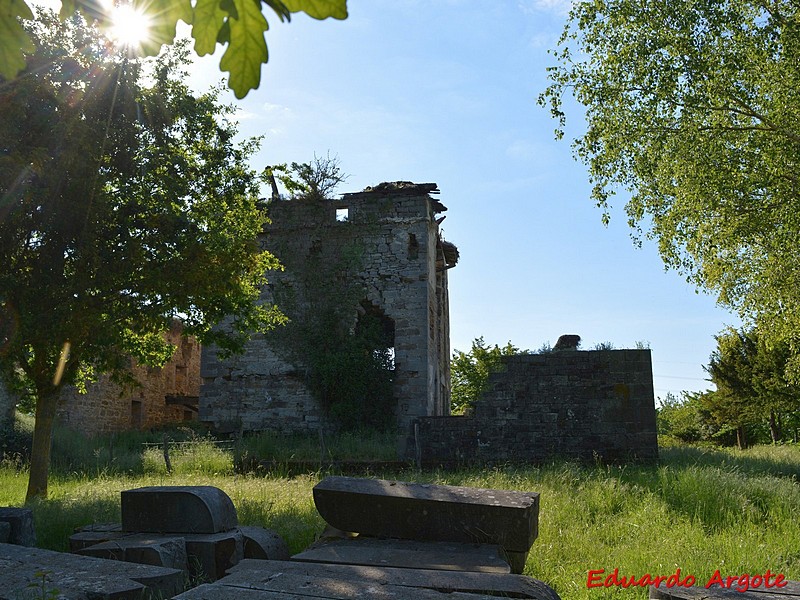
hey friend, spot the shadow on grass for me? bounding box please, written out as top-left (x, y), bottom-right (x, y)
top-left (29, 495), bottom-right (121, 552)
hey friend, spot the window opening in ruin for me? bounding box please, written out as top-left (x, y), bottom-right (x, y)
top-left (131, 400), bottom-right (143, 428)
top-left (357, 301), bottom-right (396, 372)
top-left (335, 207), bottom-right (349, 222)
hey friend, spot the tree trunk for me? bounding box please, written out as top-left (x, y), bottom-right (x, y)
top-left (25, 390), bottom-right (59, 502)
top-left (736, 425), bottom-right (747, 450)
top-left (769, 409), bottom-right (781, 444)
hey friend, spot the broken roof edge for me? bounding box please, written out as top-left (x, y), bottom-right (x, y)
top-left (342, 181), bottom-right (440, 199)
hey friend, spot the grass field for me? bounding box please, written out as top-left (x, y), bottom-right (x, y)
top-left (1, 429), bottom-right (799, 599)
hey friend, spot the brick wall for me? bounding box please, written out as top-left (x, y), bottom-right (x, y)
top-left (416, 349), bottom-right (658, 465)
top-left (57, 324), bottom-right (201, 435)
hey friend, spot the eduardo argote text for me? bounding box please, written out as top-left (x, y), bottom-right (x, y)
top-left (587, 567), bottom-right (787, 593)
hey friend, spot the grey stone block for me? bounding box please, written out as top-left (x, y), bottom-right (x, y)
top-left (313, 476), bottom-right (539, 553)
top-left (0, 541), bottom-right (184, 599)
top-left (239, 525), bottom-right (289, 560)
top-left (214, 559), bottom-right (562, 599)
top-left (0, 507), bottom-right (36, 547)
top-left (292, 537), bottom-right (512, 573)
top-left (121, 486), bottom-right (238, 534)
top-left (184, 529), bottom-right (244, 582)
top-left (77, 534), bottom-right (188, 572)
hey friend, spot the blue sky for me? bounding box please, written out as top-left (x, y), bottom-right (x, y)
top-left (179, 1), bottom-right (743, 401)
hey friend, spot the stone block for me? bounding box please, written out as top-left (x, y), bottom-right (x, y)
top-left (0, 521), bottom-right (9, 544)
top-left (121, 485), bottom-right (238, 533)
top-left (239, 525), bottom-right (289, 560)
top-left (0, 542), bottom-right (184, 599)
top-left (0, 507), bottom-right (36, 547)
top-left (69, 529), bottom-right (132, 553)
top-left (77, 534), bottom-right (188, 572)
top-left (292, 537), bottom-right (512, 573)
top-left (313, 476), bottom-right (539, 553)
top-left (214, 559), bottom-right (561, 600)
top-left (184, 529), bottom-right (243, 582)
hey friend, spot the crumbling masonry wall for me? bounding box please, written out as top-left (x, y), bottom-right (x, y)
top-left (416, 350), bottom-right (658, 465)
top-left (57, 324), bottom-right (201, 435)
top-left (200, 183), bottom-right (458, 447)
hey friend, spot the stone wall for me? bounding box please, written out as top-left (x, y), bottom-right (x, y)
top-left (57, 324), bottom-right (201, 435)
top-left (200, 182), bottom-right (458, 448)
top-left (416, 350), bottom-right (658, 465)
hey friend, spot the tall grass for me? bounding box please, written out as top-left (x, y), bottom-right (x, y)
top-left (1, 432), bottom-right (799, 600)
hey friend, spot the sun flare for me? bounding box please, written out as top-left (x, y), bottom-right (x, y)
top-left (107, 3), bottom-right (153, 49)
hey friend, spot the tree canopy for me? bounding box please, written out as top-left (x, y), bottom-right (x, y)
top-left (540, 0), bottom-right (800, 373)
top-left (0, 12), bottom-right (284, 499)
top-left (450, 337), bottom-right (522, 414)
top-left (1, 0), bottom-right (347, 98)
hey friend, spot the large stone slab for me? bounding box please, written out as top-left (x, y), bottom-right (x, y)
top-left (77, 534), bottom-right (188, 572)
top-left (240, 525), bottom-right (290, 560)
top-left (0, 542), bottom-right (183, 599)
top-left (313, 477), bottom-right (539, 552)
top-left (69, 524), bottom-right (129, 553)
top-left (121, 486), bottom-right (237, 534)
top-left (0, 507), bottom-right (36, 547)
top-left (195, 559), bottom-right (561, 599)
top-left (292, 537), bottom-right (511, 573)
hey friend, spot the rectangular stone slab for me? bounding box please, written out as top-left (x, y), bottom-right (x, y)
top-left (222, 559), bottom-right (561, 599)
top-left (121, 486), bottom-right (238, 534)
top-left (77, 534), bottom-right (188, 572)
top-left (0, 542), bottom-right (183, 599)
top-left (313, 477), bottom-right (539, 552)
top-left (292, 537), bottom-right (511, 573)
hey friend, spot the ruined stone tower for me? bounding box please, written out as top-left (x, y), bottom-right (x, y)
top-left (199, 182), bottom-right (458, 454)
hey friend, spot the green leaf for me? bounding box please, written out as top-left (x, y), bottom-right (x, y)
top-left (0, 0), bottom-right (34, 79)
top-left (281, 0), bottom-right (347, 20)
top-left (137, 0), bottom-right (193, 56)
top-left (219, 0), bottom-right (269, 99)
top-left (193, 0), bottom-right (227, 56)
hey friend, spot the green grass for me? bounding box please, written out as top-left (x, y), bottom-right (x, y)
top-left (2, 436), bottom-right (799, 599)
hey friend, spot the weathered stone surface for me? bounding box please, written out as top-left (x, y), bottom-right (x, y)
top-left (293, 537), bottom-right (511, 573)
top-left (77, 534), bottom-right (188, 572)
top-left (239, 525), bottom-right (289, 560)
top-left (207, 559), bottom-right (562, 600)
top-left (0, 542), bottom-right (183, 599)
top-left (0, 506), bottom-right (36, 547)
top-left (69, 530), bottom-right (131, 553)
top-left (417, 349), bottom-right (658, 466)
top-left (184, 529), bottom-right (243, 582)
top-left (313, 476), bottom-right (539, 553)
top-left (0, 521), bottom-right (10, 544)
top-left (200, 183), bottom-right (458, 458)
top-left (121, 486), bottom-right (237, 533)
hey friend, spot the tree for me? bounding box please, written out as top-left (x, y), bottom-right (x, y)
top-left (0, 13), bottom-right (284, 500)
top-left (450, 337), bottom-right (521, 414)
top-left (704, 327), bottom-right (800, 447)
top-left (1, 0), bottom-right (348, 98)
top-left (540, 0), bottom-right (800, 372)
